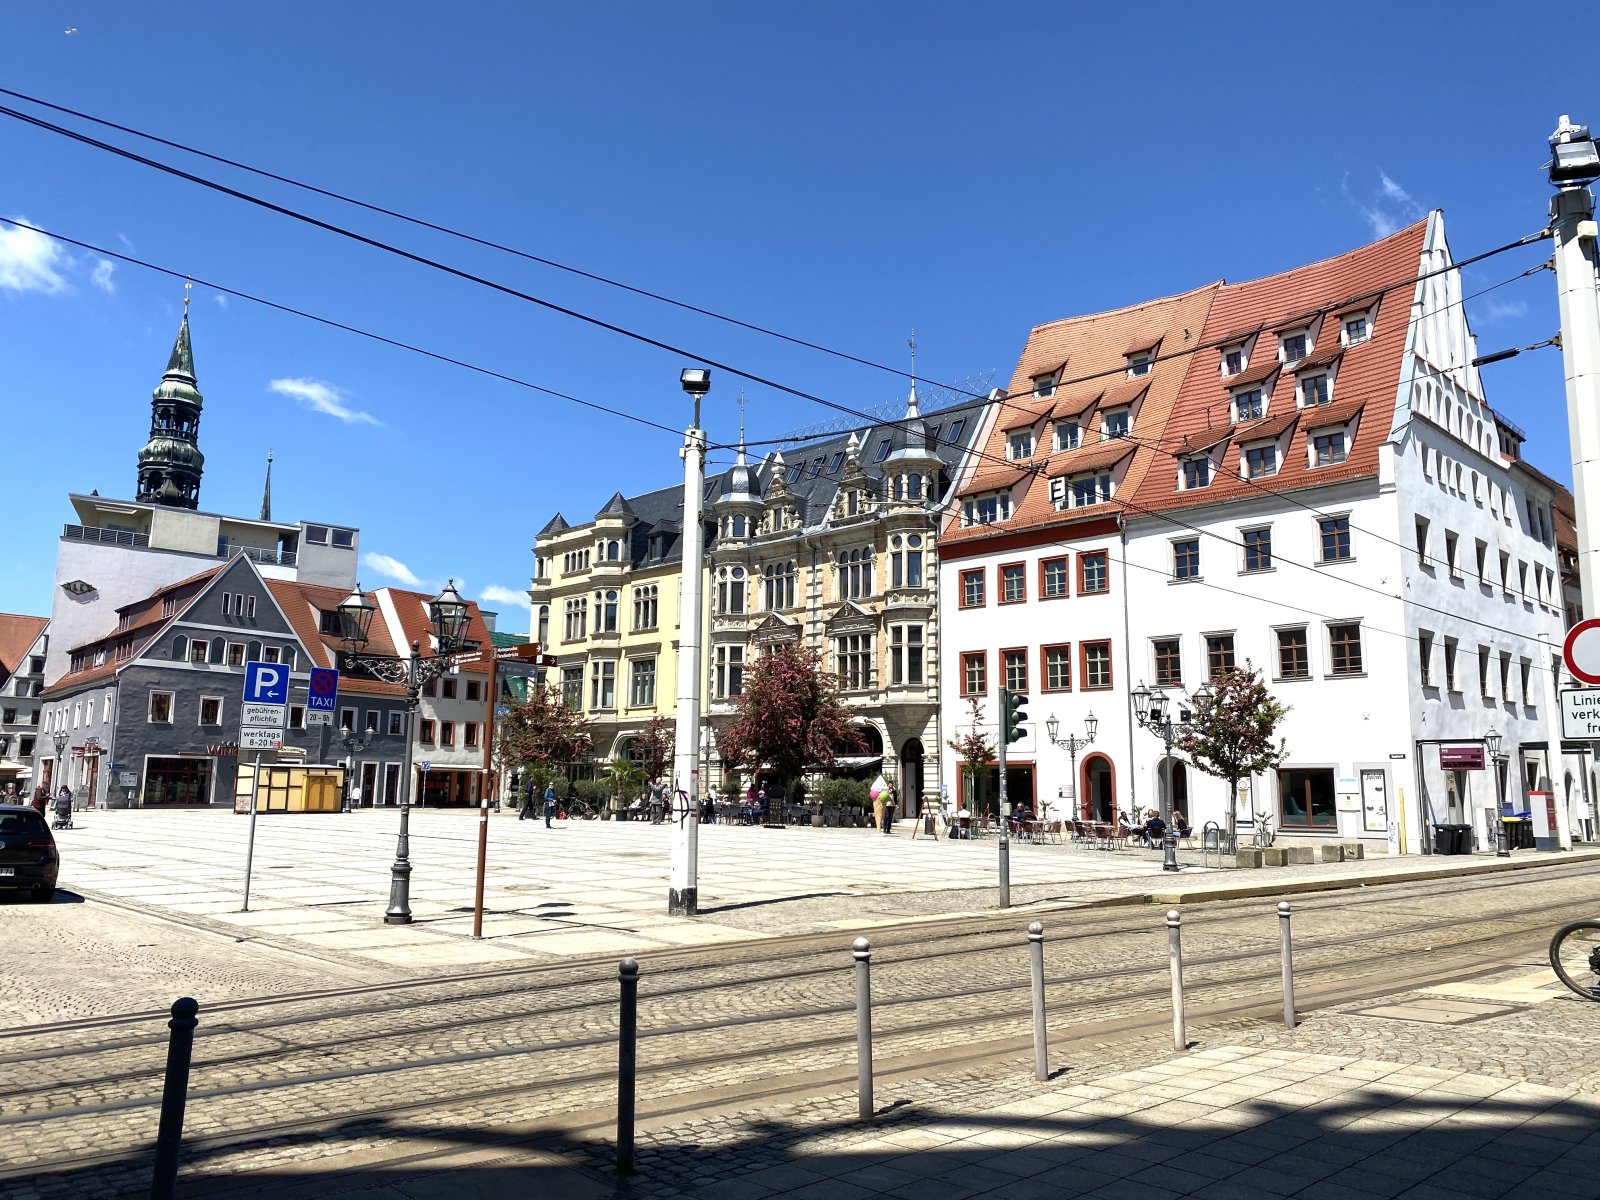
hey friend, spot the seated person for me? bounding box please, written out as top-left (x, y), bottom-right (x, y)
top-left (952, 802), bottom-right (972, 837)
top-left (1141, 809), bottom-right (1168, 847)
top-left (1116, 811), bottom-right (1134, 836)
top-left (1172, 811), bottom-right (1191, 839)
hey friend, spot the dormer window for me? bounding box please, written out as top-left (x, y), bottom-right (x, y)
top-left (1343, 314), bottom-right (1370, 345)
top-left (948, 419), bottom-right (966, 441)
top-left (1181, 458), bottom-right (1211, 490)
top-left (1066, 472), bottom-right (1113, 508)
top-left (874, 440), bottom-right (893, 463)
top-left (828, 451), bottom-right (844, 472)
top-left (961, 492), bottom-right (1012, 527)
top-left (1301, 374), bottom-right (1330, 407)
top-left (1102, 408), bottom-right (1131, 440)
top-left (1223, 348), bottom-right (1244, 376)
top-left (809, 457), bottom-right (825, 478)
top-left (1244, 444), bottom-right (1278, 478)
top-left (703, 480), bottom-right (718, 500)
top-left (1280, 332), bottom-right (1308, 364)
top-left (1031, 372), bottom-right (1057, 398)
top-left (1127, 352), bottom-right (1152, 377)
top-left (1054, 421), bottom-right (1080, 452)
top-left (1311, 429), bottom-right (1348, 467)
top-left (1008, 430), bottom-right (1035, 460)
top-left (1233, 389), bottom-right (1264, 422)
top-left (787, 463), bottom-right (804, 484)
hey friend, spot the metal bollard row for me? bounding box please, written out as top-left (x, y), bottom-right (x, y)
top-left (854, 937), bottom-right (874, 1118)
top-left (617, 957), bottom-right (639, 1175)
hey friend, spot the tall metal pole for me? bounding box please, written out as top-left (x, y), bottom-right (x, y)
top-left (472, 791), bottom-right (490, 937)
top-left (240, 748), bottom-right (263, 912)
top-left (1028, 921), bottom-right (1048, 1081)
top-left (1166, 909), bottom-right (1186, 1051)
top-left (1551, 128), bottom-right (1600, 615)
top-left (1278, 901), bottom-right (1296, 1028)
top-left (997, 688), bottom-right (1010, 909)
top-left (1160, 722), bottom-right (1179, 872)
top-left (853, 937), bottom-right (874, 1118)
top-left (386, 684), bottom-right (418, 925)
top-left (670, 384), bottom-right (707, 916)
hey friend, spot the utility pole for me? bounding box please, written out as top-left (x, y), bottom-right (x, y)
top-left (671, 369), bottom-right (711, 916)
top-left (996, 687), bottom-right (1011, 908)
top-left (1550, 116), bottom-right (1600, 614)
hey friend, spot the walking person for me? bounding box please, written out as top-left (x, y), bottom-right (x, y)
top-left (519, 776), bottom-right (537, 821)
top-left (30, 784), bottom-right (48, 818)
top-left (543, 781), bottom-right (558, 828)
top-left (881, 785), bottom-right (897, 835)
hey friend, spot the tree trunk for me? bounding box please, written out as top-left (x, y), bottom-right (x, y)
top-left (1227, 778), bottom-right (1238, 848)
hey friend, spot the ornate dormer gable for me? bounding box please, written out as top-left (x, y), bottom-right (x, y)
top-left (762, 450), bottom-right (799, 534)
top-left (833, 431), bottom-right (875, 520)
top-left (825, 599), bottom-right (879, 634)
top-left (752, 611), bottom-right (802, 647)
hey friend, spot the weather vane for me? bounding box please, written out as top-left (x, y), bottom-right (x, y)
top-left (183, 278), bottom-right (192, 314)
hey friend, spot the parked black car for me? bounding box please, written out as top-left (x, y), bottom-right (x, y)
top-left (0, 805), bottom-right (58, 902)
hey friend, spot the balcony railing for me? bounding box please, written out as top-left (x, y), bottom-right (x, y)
top-left (63, 524), bottom-right (149, 547)
top-left (230, 545), bottom-right (298, 567)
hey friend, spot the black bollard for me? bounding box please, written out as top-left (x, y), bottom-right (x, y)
top-left (617, 958), bottom-right (639, 1175)
top-left (150, 996), bottom-right (199, 1200)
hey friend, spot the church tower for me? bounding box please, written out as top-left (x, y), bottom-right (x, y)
top-left (135, 297), bottom-right (206, 509)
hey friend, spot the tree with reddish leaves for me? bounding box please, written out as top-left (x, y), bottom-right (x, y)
top-left (718, 643), bottom-right (862, 789)
top-left (636, 715), bottom-right (674, 784)
top-left (1177, 664), bottom-right (1288, 846)
top-left (494, 683), bottom-right (595, 790)
top-left (945, 697), bottom-right (995, 808)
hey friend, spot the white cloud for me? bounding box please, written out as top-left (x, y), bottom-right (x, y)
top-left (361, 552), bottom-right (422, 586)
top-left (1377, 171), bottom-right (1414, 206)
top-left (1343, 171), bottom-right (1424, 240)
top-left (267, 377), bottom-right (380, 425)
top-left (479, 584), bottom-right (532, 613)
top-left (90, 258), bottom-right (116, 294)
top-left (213, 293), bottom-right (229, 309)
top-left (0, 218), bottom-right (69, 294)
top-left (1478, 297), bottom-right (1528, 324)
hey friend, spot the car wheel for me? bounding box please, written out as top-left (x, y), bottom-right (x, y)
top-left (30, 885), bottom-right (54, 903)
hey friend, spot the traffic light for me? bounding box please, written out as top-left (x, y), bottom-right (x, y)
top-left (1002, 687), bottom-right (1029, 743)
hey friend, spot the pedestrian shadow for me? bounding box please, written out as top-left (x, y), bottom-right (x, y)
top-left (17, 1071), bottom-right (1599, 1199)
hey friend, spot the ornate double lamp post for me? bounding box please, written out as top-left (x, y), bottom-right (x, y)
top-left (1131, 680), bottom-right (1212, 872)
top-left (337, 580), bottom-right (473, 924)
top-left (341, 728), bottom-right (372, 812)
top-left (1044, 711), bottom-right (1097, 819)
top-left (51, 730), bottom-right (68, 795)
top-left (1486, 726), bottom-right (1511, 858)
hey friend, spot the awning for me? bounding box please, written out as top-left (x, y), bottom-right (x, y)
top-left (829, 756), bottom-right (884, 769)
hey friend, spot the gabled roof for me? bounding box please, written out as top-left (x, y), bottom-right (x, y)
top-left (1130, 219), bottom-right (1428, 517)
top-left (596, 491), bottom-right (635, 519)
top-left (0, 614), bottom-right (48, 679)
top-left (944, 282), bottom-right (1220, 544)
top-left (382, 587), bottom-right (495, 672)
top-left (1223, 358), bottom-right (1281, 392)
top-left (264, 578), bottom-right (407, 697)
top-left (538, 513), bottom-right (570, 537)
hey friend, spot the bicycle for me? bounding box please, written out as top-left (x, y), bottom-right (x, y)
top-left (1549, 919), bottom-right (1600, 1001)
top-left (562, 796), bottom-right (602, 821)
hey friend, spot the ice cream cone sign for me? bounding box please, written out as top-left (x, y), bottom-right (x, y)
top-left (869, 774), bottom-right (888, 801)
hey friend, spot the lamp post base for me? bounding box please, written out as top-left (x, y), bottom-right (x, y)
top-left (1163, 832), bottom-right (1180, 872)
top-left (385, 860), bottom-right (413, 924)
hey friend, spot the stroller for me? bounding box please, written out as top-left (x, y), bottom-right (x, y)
top-left (50, 794), bottom-right (74, 830)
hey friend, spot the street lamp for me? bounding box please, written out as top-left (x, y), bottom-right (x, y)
top-left (341, 728), bottom-right (372, 813)
top-left (670, 367), bottom-right (710, 916)
top-left (51, 730), bottom-right (68, 796)
top-left (338, 579), bottom-right (474, 924)
top-left (1044, 711), bottom-right (1097, 819)
top-left (1486, 727), bottom-right (1511, 858)
top-left (1131, 679), bottom-right (1213, 872)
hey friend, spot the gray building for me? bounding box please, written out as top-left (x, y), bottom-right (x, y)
top-left (0, 615), bottom-right (48, 794)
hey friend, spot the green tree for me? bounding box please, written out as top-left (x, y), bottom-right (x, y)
top-left (605, 757), bottom-right (646, 810)
top-left (1177, 664), bottom-right (1289, 845)
top-left (494, 682), bottom-right (594, 803)
top-left (636, 715), bottom-right (675, 784)
top-left (945, 696), bottom-right (995, 808)
top-left (719, 643), bottom-right (862, 789)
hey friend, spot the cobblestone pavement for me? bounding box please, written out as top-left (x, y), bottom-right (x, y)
top-left (34, 808), bottom-right (1600, 979)
top-left (4, 862), bottom-right (1598, 1198)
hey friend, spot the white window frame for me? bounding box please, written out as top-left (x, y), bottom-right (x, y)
top-left (1127, 351), bottom-right (1152, 377)
top-left (1233, 389), bottom-right (1265, 422)
top-left (198, 696), bottom-right (223, 727)
top-left (1008, 429), bottom-right (1035, 461)
top-left (1054, 420), bottom-right (1080, 452)
top-left (148, 691), bottom-right (174, 723)
top-left (1242, 442), bottom-right (1277, 478)
top-left (1102, 407), bottom-right (1131, 440)
top-left (1280, 330), bottom-right (1309, 364)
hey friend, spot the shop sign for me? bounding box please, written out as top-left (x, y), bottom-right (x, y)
top-left (1439, 745), bottom-right (1485, 770)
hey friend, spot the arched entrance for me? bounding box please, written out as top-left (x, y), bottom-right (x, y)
top-left (1159, 758), bottom-right (1188, 820)
top-left (1083, 754), bottom-right (1114, 822)
top-left (899, 738), bottom-right (925, 814)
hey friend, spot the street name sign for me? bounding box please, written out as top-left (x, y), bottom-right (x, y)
top-left (1564, 618), bottom-right (1600, 685)
top-left (240, 728), bottom-right (281, 750)
top-left (242, 703), bottom-right (286, 728)
top-left (1561, 687), bottom-right (1600, 739)
top-left (307, 667), bottom-right (340, 713)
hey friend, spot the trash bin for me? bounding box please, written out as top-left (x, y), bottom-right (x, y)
top-left (1434, 825), bottom-right (1457, 855)
top-left (1452, 824), bottom-right (1473, 855)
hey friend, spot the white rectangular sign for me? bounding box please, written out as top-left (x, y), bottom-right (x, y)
top-left (241, 703), bottom-right (286, 728)
top-left (240, 727), bottom-right (282, 750)
top-left (305, 710), bottom-right (333, 726)
top-left (1561, 687), bottom-right (1600, 739)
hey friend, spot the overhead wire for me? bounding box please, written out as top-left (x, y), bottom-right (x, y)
top-left (0, 217), bottom-right (687, 440)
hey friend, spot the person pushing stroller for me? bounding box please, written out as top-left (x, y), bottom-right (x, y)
top-left (51, 786), bottom-right (74, 830)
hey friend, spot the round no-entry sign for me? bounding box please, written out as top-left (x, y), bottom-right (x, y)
top-left (1563, 618), bottom-right (1600, 685)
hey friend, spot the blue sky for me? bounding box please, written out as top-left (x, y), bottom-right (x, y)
top-left (0, 3), bottom-right (1590, 626)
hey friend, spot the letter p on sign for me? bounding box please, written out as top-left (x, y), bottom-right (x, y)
top-left (243, 661), bottom-right (290, 705)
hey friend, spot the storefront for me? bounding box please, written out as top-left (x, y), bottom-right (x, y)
top-left (142, 756), bottom-right (214, 806)
top-left (419, 767), bottom-right (486, 807)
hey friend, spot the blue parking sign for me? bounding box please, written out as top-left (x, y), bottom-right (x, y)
top-left (242, 661), bottom-right (290, 706)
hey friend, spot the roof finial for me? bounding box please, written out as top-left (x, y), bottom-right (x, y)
top-left (737, 392), bottom-right (748, 464)
top-left (906, 328), bottom-right (920, 417)
top-left (183, 277), bottom-right (192, 316)
top-left (260, 449), bottom-right (274, 522)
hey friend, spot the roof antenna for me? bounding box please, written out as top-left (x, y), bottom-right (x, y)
top-left (737, 391), bottom-right (747, 454)
top-left (260, 449), bottom-right (274, 522)
top-left (907, 328), bottom-right (920, 415)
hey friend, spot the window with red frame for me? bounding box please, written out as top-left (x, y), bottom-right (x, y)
top-left (1079, 551), bottom-right (1109, 594)
top-left (1042, 644), bottom-right (1072, 692)
top-left (959, 568), bottom-right (985, 608)
top-left (1040, 557), bottom-right (1069, 599)
top-left (1081, 641), bottom-right (1112, 690)
top-left (961, 651), bottom-right (987, 696)
top-left (1000, 563), bottom-right (1026, 604)
top-left (1002, 648), bottom-right (1028, 692)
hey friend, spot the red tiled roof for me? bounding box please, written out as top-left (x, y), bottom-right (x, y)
top-left (1130, 219), bottom-right (1427, 517)
top-left (382, 588), bottom-right (495, 673)
top-left (1001, 403), bottom-right (1053, 434)
top-left (1292, 342), bottom-right (1344, 372)
top-left (0, 613), bottom-right (47, 678)
top-left (1300, 396), bottom-right (1366, 433)
top-left (264, 579), bottom-right (408, 698)
top-left (1045, 440), bottom-right (1137, 477)
top-left (954, 465), bottom-right (1032, 501)
top-left (944, 282), bottom-right (1221, 546)
top-left (1223, 358), bottom-right (1280, 392)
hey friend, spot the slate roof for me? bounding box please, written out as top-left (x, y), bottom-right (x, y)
top-left (539, 396), bottom-right (991, 568)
